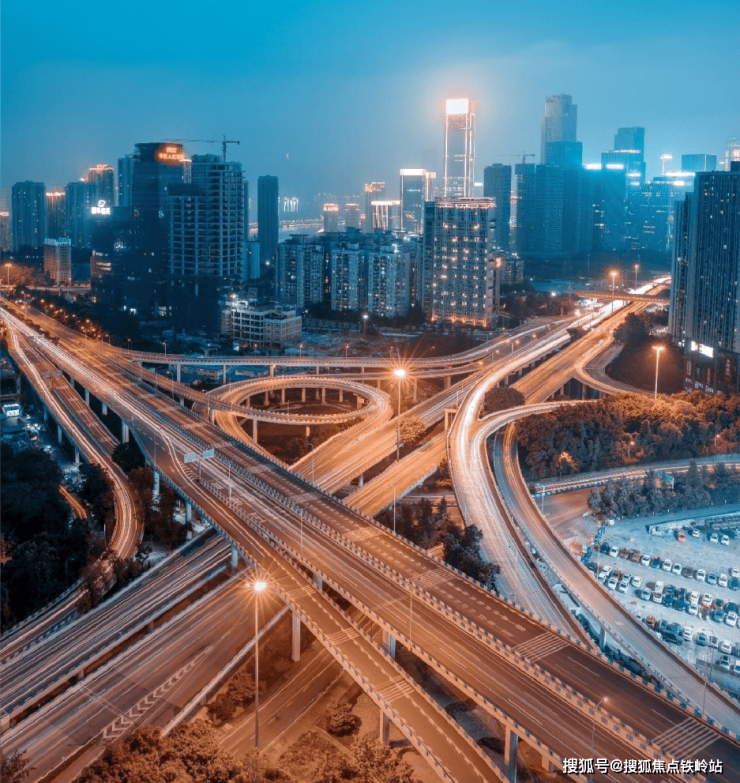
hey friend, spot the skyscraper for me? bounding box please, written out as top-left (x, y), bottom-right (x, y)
top-left (371, 200), bottom-right (401, 231)
top-left (363, 182), bottom-right (385, 231)
top-left (444, 99), bottom-right (476, 198)
top-left (725, 139), bottom-right (740, 171)
top-left (323, 203), bottom-right (339, 233)
top-left (602, 127), bottom-right (646, 191)
top-left (118, 155), bottom-right (135, 207)
top-left (43, 238), bottom-right (72, 285)
top-left (87, 164), bottom-right (115, 206)
top-left (65, 181), bottom-right (96, 249)
top-left (45, 190), bottom-right (67, 240)
top-left (11, 181), bottom-right (46, 251)
top-left (540, 94), bottom-right (577, 164)
top-left (482, 164), bottom-right (511, 250)
top-left (421, 198), bottom-right (496, 327)
top-left (672, 164), bottom-right (740, 394)
top-left (258, 175), bottom-right (279, 273)
top-left (399, 169), bottom-right (435, 232)
top-left (344, 203), bottom-right (360, 230)
top-left (682, 154), bottom-right (717, 173)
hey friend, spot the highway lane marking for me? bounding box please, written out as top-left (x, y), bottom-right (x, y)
top-left (376, 676), bottom-right (415, 704)
top-left (514, 632), bottom-right (569, 662)
top-left (651, 717), bottom-right (719, 759)
top-left (414, 567), bottom-right (451, 588)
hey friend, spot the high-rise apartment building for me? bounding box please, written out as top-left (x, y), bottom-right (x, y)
top-left (371, 200), bottom-right (401, 231)
top-left (65, 181), bottom-right (95, 249)
top-left (43, 238), bottom-right (72, 284)
top-left (682, 154), bottom-right (717, 173)
top-left (344, 203), bottom-right (360, 229)
top-left (363, 182), bottom-right (385, 231)
top-left (421, 199), bottom-right (496, 327)
top-left (671, 165), bottom-right (740, 394)
top-left (366, 240), bottom-right (411, 318)
top-left (258, 176), bottom-right (279, 272)
top-left (118, 155), bottom-right (135, 207)
top-left (725, 139), bottom-right (740, 171)
top-left (399, 169), bottom-right (435, 232)
top-left (602, 127), bottom-right (646, 192)
top-left (87, 164), bottom-right (115, 205)
top-left (482, 164), bottom-right (511, 251)
top-left (45, 190), bottom-right (67, 240)
top-left (330, 241), bottom-right (364, 312)
top-left (323, 203), bottom-right (339, 233)
top-left (540, 95), bottom-right (577, 164)
top-left (0, 211), bottom-right (10, 253)
top-left (11, 181), bottom-right (46, 251)
top-left (443, 99), bottom-right (476, 198)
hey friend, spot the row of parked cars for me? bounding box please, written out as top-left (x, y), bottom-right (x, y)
top-left (644, 617), bottom-right (740, 671)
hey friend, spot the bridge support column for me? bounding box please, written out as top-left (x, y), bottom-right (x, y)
top-left (315, 387), bottom-right (320, 401)
top-left (223, 365), bottom-right (228, 383)
top-left (382, 630), bottom-right (396, 659)
top-left (358, 473), bottom-right (364, 487)
top-left (269, 364), bottom-right (275, 377)
top-left (122, 422), bottom-right (129, 443)
top-left (102, 402), bottom-right (107, 416)
top-left (186, 502), bottom-right (192, 523)
top-left (305, 425), bottom-right (310, 438)
top-left (176, 364), bottom-right (181, 383)
top-left (291, 611), bottom-right (301, 662)
top-left (230, 544), bottom-right (239, 573)
top-left (313, 573), bottom-right (322, 590)
top-left (541, 753), bottom-right (555, 772)
top-left (321, 387), bottom-right (326, 403)
top-left (356, 395), bottom-right (363, 409)
top-left (301, 387), bottom-right (306, 402)
top-left (379, 711), bottom-right (391, 745)
top-left (444, 375), bottom-right (451, 389)
top-left (338, 389), bottom-right (343, 403)
top-left (315, 366), bottom-right (320, 376)
top-left (281, 388), bottom-right (285, 405)
top-left (264, 390), bottom-right (269, 406)
top-left (413, 379), bottom-right (417, 402)
top-left (57, 423), bottom-right (63, 444)
top-left (74, 448), bottom-right (80, 465)
top-left (153, 470), bottom-right (160, 499)
top-left (179, 396), bottom-right (185, 407)
top-left (376, 379), bottom-right (381, 389)
top-left (252, 419), bottom-right (258, 444)
top-left (84, 387), bottom-right (90, 406)
top-left (504, 727), bottom-right (519, 783)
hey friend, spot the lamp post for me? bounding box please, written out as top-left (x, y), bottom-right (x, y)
top-left (362, 313), bottom-right (368, 338)
top-left (388, 484), bottom-right (397, 534)
top-left (252, 579), bottom-right (267, 748)
top-left (393, 368), bottom-right (406, 461)
top-left (653, 345), bottom-right (664, 399)
top-left (610, 271), bottom-right (617, 315)
top-left (308, 442), bottom-right (315, 484)
top-left (590, 697), bottom-right (607, 779)
top-left (4, 263), bottom-right (10, 287)
top-left (633, 263), bottom-right (639, 291)
top-left (345, 344), bottom-right (349, 359)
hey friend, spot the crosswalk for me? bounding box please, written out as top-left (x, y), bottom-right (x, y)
top-left (514, 632), bottom-right (569, 662)
top-left (345, 527), bottom-right (380, 543)
top-left (377, 676), bottom-right (415, 704)
top-left (652, 717), bottom-right (719, 758)
top-left (324, 627), bottom-right (360, 647)
top-left (414, 567), bottom-right (450, 589)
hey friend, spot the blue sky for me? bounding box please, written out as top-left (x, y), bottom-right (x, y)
top-left (3, 0), bottom-right (739, 201)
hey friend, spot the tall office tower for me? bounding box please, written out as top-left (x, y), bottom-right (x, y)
top-left (43, 238), bottom-right (72, 285)
top-left (65, 181), bottom-right (96, 248)
top-left (443, 99), bottom-right (476, 198)
top-left (118, 155), bottom-right (135, 207)
top-left (323, 203), bottom-right (339, 233)
top-left (363, 182), bottom-right (385, 230)
top-left (371, 200), bottom-right (401, 231)
top-left (669, 196), bottom-right (691, 346)
top-left (634, 174), bottom-right (693, 254)
top-left (87, 164), bottom-right (115, 205)
top-left (399, 169), bottom-right (435, 232)
top-left (725, 139), bottom-right (740, 171)
top-left (0, 211), bottom-right (10, 253)
top-left (244, 181), bottom-right (250, 234)
top-left (513, 164), bottom-right (537, 254)
top-left (482, 164), bottom-right (511, 250)
top-left (540, 94), bottom-right (577, 164)
top-left (367, 240), bottom-right (411, 317)
top-left (11, 181), bottom-right (46, 251)
top-left (258, 176), bottom-right (279, 272)
top-left (602, 126), bottom-right (646, 191)
top-left (421, 199), bottom-right (496, 327)
top-left (533, 166), bottom-right (565, 254)
top-left (591, 165), bottom-right (628, 253)
top-left (544, 141), bottom-right (583, 168)
top-left (344, 203), bottom-right (360, 229)
top-left (330, 240), bottom-right (365, 311)
top-left (673, 165), bottom-right (740, 393)
top-left (45, 190), bottom-right (67, 239)
top-left (682, 154), bottom-right (717, 173)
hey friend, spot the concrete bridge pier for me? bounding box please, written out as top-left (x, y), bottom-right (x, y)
top-left (269, 364), bottom-right (275, 377)
top-left (444, 375), bottom-right (451, 390)
top-left (380, 710), bottom-right (391, 745)
top-left (291, 611), bottom-right (301, 662)
top-left (122, 422), bottom-right (129, 443)
top-left (301, 387), bottom-right (306, 403)
top-left (153, 470), bottom-right (160, 499)
top-left (230, 544), bottom-right (239, 573)
top-left (338, 389), bottom-right (343, 403)
top-left (382, 630), bottom-right (396, 659)
top-left (74, 448), bottom-right (80, 465)
top-left (321, 387), bottom-right (326, 403)
top-left (281, 388), bottom-right (286, 405)
top-left (101, 402), bottom-right (108, 416)
top-left (264, 390), bottom-right (269, 405)
top-left (179, 396), bottom-right (185, 407)
top-left (541, 754), bottom-right (555, 773)
top-left (186, 502), bottom-right (192, 523)
top-left (504, 726), bottom-right (519, 783)
top-left (315, 366), bottom-right (320, 376)
top-left (176, 364), bottom-right (182, 383)
top-left (57, 423), bottom-right (63, 444)
top-left (358, 473), bottom-right (364, 487)
top-left (315, 388), bottom-right (320, 401)
top-left (252, 419), bottom-right (259, 444)
top-left (412, 378), bottom-right (417, 402)
top-left (84, 387), bottom-right (90, 406)
top-left (356, 395), bottom-right (363, 409)
top-left (313, 574), bottom-right (323, 590)
top-left (223, 365), bottom-right (228, 383)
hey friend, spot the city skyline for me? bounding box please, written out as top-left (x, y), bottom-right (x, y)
top-left (3, 1), bottom-right (739, 199)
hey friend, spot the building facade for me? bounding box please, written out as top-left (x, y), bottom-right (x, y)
top-left (483, 164), bottom-right (511, 251)
top-left (422, 199), bottom-right (496, 327)
top-left (258, 176), bottom-right (279, 271)
top-left (11, 181), bottom-right (46, 251)
top-left (87, 164), bottom-right (115, 205)
top-left (444, 99), bottom-right (476, 198)
top-left (43, 238), bottom-right (72, 285)
top-left (540, 94), bottom-right (577, 164)
top-left (45, 190), bottom-right (67, 240)
top-left (399, 169), bottom-right (435, 233)
top-left (221, 299), bottom-right (301, 347)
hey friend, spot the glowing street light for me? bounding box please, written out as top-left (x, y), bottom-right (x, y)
top-left (393, 367), bottom-right (406, 461)
top-left (653, 345), bottom-right (664, 399)
top-left (633, 263), bottom-right (640, 291)
top-left (252, 579), bottom-right (268, 748)
top-left (4, 263), bottom-right (11, 286)
top-left (610, 271), bottom-right (618, 315)
top-left (388, 483), bottom-right (397, 534)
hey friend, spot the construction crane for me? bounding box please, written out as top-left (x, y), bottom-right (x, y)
top-left (171, 134), bottom-right (240, 162)
top-left (494, 152), bottom-right (535, 167)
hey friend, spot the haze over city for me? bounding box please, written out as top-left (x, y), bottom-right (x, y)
top-left (3, 0), bottom-right (739, 197)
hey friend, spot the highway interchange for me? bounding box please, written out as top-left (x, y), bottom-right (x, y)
top-left (2, 288), bottom-right (739, 782)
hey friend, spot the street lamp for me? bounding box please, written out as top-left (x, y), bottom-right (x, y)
top-left (299, 343), bottom-right (303, 358)
top-left (388, 484), bottom-right (397, 534)
top-left (162, 341), bottom-right (167, 357)
top-left (308, 442), bottom-right (315, 484)
top-left (633, 263), bottom-right (640, 291)
top-left (590, 697), bottom-right (608, 779)
top-left (362, 313), bottom-right (368, 337)
top-left (610, 271), bottom-right (617, 315)
top-left (252, 579), bottom-right (268, 748)
top-left (4, 263), bottom-right (10, 287)
top-left (345, 344), bottom-right (349, 359)
top-left (393, 367), bottom-right (406, 461)
top-left (653, 345), bottom-right (664, 399)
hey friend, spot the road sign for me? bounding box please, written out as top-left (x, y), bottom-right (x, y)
top-left (184, 452), bottom-right (198, 464)
top-left (201, 448), bottom-right (215, 459)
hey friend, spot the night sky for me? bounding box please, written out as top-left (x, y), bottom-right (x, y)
top-left (3, 0), bottom-right (739, 202)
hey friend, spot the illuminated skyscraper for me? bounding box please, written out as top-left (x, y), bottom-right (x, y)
top-left (323, 203), bottom-right (339, 233)
top-left (11, 181), bottom-right (45, 251)
top-left (118, 155), bottom-right (134, 207)
top-left (541, 94), bottom-right (577, 164)
top-left (682, 154), bottom-right (717, 173)
top-left (258, 175), bottom-right (279, 272)
top-left (602, 127), bottom-right (645, 190)
top-left (399, 169), bottom-right (435, 232)
top-left (371, 200), bottom-right (401, 231)
top-left (724, 139), bottom-right (740, 171)
top-left (87, 164), bottom-right (115, 205)
top-left (344, 203), bottom-right (360, 229)
top-left (43, 238), bottom-right (72, 285)
top-left (45, 190), bottom-right (67, 240)
top-left (443, 99), bottom-right (476, 198)
top-left (363, 182), bottom-right (385, 231)
top-left (65, 181), bottom-right (95, 249)
top-left (482, 164), bottom-right (511, 250)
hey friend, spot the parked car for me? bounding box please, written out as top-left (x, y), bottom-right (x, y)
top-left (718, 574), bottom-right (729, 588)
top-left (640, 554), bottom-right (651, 567)
top-left (672, 563), bottom-right (683, 576)
top-left (730, 577), bottom-right (740, 591)
top-left (682, 565), bottom-right (694, 579)
top-left (662, 559), bottom-right (673, 572)
top-left (683, 626), bottom-right (694, 641)
top-left (718, 654), bottom-right (731, 671)
top-left (709, 532), bottom-right (719, 544)
top-left (608, 546), bottom-right (619, 558)
top-left (607, 576), bottom-right (618, 590)
top-left (707, 573), bottom-right (718, 586)
top-left (721, 535), bottom-right (730, 546)
top-left (618, 580), bottom-right (630, 594)
top-left (690, 528), bottom-right (701, 538)
top-left (719, 639), bottom-right (733, 654)
top-left (731, 567), bottom-right (740, 579)
top-left (641, 588), bottom-right (652, 601)
top-left (645, 615), bottom-right (658, 629)
top-left (725, 612), bottom-right (738, 627)
top-left (687, 603), bottom-right (699, 616)
top-left (651, 556), bottom-right (662, 569)
top-left (696, 569), bottom-right (707, 582)
top-left (663, 593), bottom-right (675, 608)
top-left (701, 593), bottom-right (713, 608)
top-left (632, 575), bottom-right (643, 588)
top-left (696, 632), bottom-right (708, 646)
top-left (677, 530), bottom-right (686, 542)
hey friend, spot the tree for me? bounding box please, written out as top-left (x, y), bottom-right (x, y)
top-left (482, 386), bottom-right (525, 416)
top-left (207, 691), bottom-right (237, 724)
top-left (227, 668), bottom-right (255, 706)
top-left (112, 441), bottom-right (145, 473)
top-left (326, 702), bottom-right (358, 736)
top-left (0, 749), bottom-right (31, 783)
top-left (352, 737), bottom-right (415, 783)
top-left (399, 416), bottom-right (426, 446)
